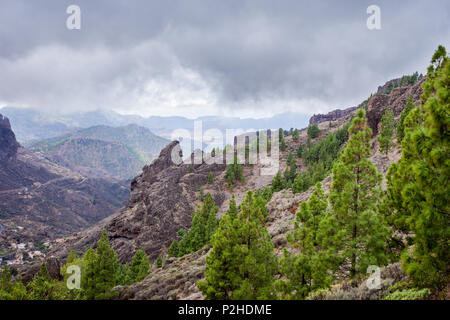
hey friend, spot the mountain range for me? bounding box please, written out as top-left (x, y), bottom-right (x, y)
top-left (26, 125), bottom-right (170, 180)
top-left (0, 107), bottom-right (311, 144)
top-left (0, 114), bottom-right (130, 263)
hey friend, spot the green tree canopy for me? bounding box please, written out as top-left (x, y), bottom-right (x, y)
top-left (386, 46), bottom-right (449, 291)
top-left (328, 109), bottom-right (390, 278)
top-left (198, 191), bottom-right (277, 300)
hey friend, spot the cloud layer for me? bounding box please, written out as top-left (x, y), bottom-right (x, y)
top-left (0, 0), bottom-right (449, 118)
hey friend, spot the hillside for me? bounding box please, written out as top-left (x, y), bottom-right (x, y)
top-left (7, 50), bottom-right (448, 300)
top-left (0, 114), bottom-right (130, 265)
top-left (42, 75), bottom-right (426, 298)
top-left (27, 125), bottom-right (170, 180)
top-left (116, 77), bottom-right (427, 300)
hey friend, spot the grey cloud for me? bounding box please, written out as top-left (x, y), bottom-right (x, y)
top-left (0, 0), bottom-right (449, 117)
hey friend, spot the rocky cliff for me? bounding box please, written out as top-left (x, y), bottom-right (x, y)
top-left (0, 114), bottom-right (19, 162)
top-left (309, 106), bottom-right (359, 125)
top-left (367, 77), bottom-right (424, 135)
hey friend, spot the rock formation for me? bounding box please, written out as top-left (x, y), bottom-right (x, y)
top-left (0, 114), bottom-right (19, 162)
top-left (51, 141), bottom-right (227, 262)
top-left (309, 106), bottom-right (359, 125)
top-left (366, 77), bottom-right (424, 135)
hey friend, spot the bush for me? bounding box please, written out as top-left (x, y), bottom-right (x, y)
top-left (384, 288), bottom-right (431, 300)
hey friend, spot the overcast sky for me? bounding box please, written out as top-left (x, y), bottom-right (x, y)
top-left (0, 0), bottom-right (448, 118)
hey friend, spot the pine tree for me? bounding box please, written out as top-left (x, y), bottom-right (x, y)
top-left (284, 152), bottom-right (296, 183)
top-left (307, 124), bottom-right (320, 139)
top-left (27, 263), bottom-right (67, 300)
top-left (280, 138), bottom-right (286, 151)
top-left (328, 109), bottom-right (390, 278)
top-left (271, 171), bottom-right (285, 192)
top-left (0, 266), bottom-right (13, 299)
top-left (378, 107), bottom-right (395, 154)
top-left (169, 193), bottom-right (219, 257)
top-left (293, 128), bottom-right (299, 141)
top-left (279, 128), bottom-right (286, 151)
top-left (386, 46), bottom-right (449, 291)
top-left (198, 191), bottom-right (277, 300)
top-left (225, 155), bottom-right (244, 189)
top-left (277, 183), bottom-right (332, 299)
top-left (397, 95), bottom-right (415, 142)
top-left (156, 256), bottom-right (163, 268)
top-left (227, 195), bottom-right (238, 219)
top-left (207, 172), bottom-right (214, 184)
top-left (297, 144), bottom-right (303, 158)
top-left (81, 230), bottom-right (121, 299)
top-left (130, 249), bottom-right (150, 283)
top-left (95, 230), bottom-right (120, 299)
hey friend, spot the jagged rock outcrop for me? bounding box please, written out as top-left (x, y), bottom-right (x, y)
top-left (309, 106), bottom-right (358, 125)
top-left (366, 78), bottom-right (425, 135)
top-left (51, 141), bottom-right (227, 263)
top-left (0, 114), bottom-right (19, 162)
top-left (376, 77), bottom-right (404, 94)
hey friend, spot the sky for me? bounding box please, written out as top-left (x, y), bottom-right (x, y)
top-left (0, 0), bottom-right (449, 119)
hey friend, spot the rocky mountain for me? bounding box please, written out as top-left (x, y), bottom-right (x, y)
top-left (0, 114), bottom-right (130, 263)
top-left (27, 125), bottom-right (170, 180)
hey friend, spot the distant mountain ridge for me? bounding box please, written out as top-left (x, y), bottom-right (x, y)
top-left (27, 124), bottom-right (170, 180)
top-left (0, 107), bottom-right (311, 144)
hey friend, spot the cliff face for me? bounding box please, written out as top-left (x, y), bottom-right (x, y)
top-left (309, 106), bottom-right (359, 125)
top-left (0, 114), bottom-right (19, 162)
top-left (366, 77), bottom-right (425, 135)
top-left (309, 78), bottom-right (425, 135)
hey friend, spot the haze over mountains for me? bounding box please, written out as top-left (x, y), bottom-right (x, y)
top-left (0, 107), bottom-right (311, 144)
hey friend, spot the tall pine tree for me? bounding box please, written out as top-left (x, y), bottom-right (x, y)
top-left (328, 109), bottom-right (390, 278)
top-left (198, 191), bottom-right (277, 299)
top-left (397, 95), bottom-right (415, 142)
top-left (378, 107), bottom-right (395, 155)
top-left (385, 46), bottom-right (449, 291)
top-left (277, 183), bottom-right (332, 299)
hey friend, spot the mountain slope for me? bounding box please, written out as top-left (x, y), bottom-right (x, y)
top-left (0, 114), bottom-right (130, 262)
top-left (116, 78), bottom-right (425, 300)
top-left (27, 125), bottom-right (170, 180)
top-left (43, 77), bottom-right (426, 300)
